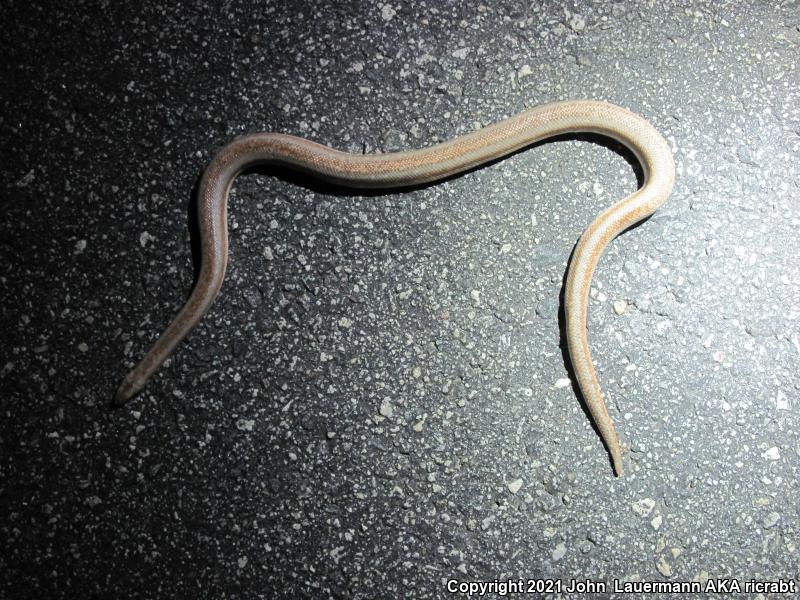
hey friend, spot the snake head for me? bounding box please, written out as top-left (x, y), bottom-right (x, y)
top-left (113, 372), bottom-right (145, 407)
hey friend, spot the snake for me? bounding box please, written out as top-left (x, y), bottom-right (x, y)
top-left (114, 100), bottom-right (675, 476)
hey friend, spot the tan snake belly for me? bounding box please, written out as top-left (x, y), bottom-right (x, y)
top-left (115, 100), bottom-right (675, 476)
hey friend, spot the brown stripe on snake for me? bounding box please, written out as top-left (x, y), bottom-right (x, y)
top-left (114, 100), bottom-right (675, 476)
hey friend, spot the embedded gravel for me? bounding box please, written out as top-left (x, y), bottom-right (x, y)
top-left (1, 1), bottom-right (798, 598)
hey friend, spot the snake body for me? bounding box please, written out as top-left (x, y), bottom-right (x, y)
top-left (115, 100), bottom-right (675, 476)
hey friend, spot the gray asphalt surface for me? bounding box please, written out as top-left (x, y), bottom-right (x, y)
top-left (1, 1), bottom-right (798, 598)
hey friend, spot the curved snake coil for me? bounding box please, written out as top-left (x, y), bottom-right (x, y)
top-left (115, 100), bottom-right (675, 476)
